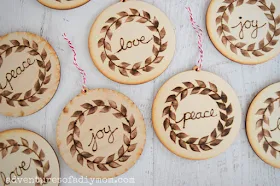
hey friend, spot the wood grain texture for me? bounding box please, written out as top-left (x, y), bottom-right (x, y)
top-left (0, 0), bottom-right (279, 185)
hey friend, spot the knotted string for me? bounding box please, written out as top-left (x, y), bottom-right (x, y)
top-left (63, 33), bottom-right (87, 92)
top-left (186, 7), bottom-right (204, 71)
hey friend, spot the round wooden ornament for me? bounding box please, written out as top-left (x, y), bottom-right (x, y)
top-left (0, 129), bottom-right (60, 186)
top-left (89, 0), bottom-right (176, 84)
top-left (207, 0), bottom-right (280, 65)
top-left (152, 70), bottom-right (241, 160)
top-left (38, 0), bottom-right (90, 10)
top-left (57, 88), bottom-right (146, 178)
top-left (58, 35), bottom-right (146, 178)
top-left (247, 82), bottom-right (280, 168)
top-left (152, 8), bottom-right (241, 160)
top-left (0, 32), bottom-right (60, 117)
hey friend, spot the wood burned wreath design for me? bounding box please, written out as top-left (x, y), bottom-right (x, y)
top-left (162, 80), bottom-right (234, 152)
top-left (0, 138), bottom-right (52, 185)
top-left (0, 38), bottom-right (52, 107)
top-left (216, 0), bottom-right (280, 57)
top-left (67, 100), bottom-right (137, 171)
top-left (98, 9), bottom-right (167, 77)
top-left (255, 91), bottom-right (280, 158)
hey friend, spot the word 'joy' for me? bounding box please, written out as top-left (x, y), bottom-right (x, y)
top-left (88, 126), bottom-right (118, 152)
top-left (231, 17), bottom-right (266, 39)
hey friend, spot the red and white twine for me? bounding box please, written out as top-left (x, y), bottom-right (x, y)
top-left (186, 7), bottom-right (204, 70)
top-left (63, 33), bottom-right (87, 92)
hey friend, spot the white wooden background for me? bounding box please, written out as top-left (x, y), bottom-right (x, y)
top-left (0, 0), bottom-right (280, 185)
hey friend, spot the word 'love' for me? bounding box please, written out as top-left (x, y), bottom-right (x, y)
top-left (0, 158), bottom-right (32, 186)
top-left (88, 126), bottom-right (118, 152)
top-left (231, 17), bottom-right (266, 39)
top-left (116, 36), bottom-right (152, 53)
top-left (0, 58), bottom-right (36, 91)
top-left (177, 109), bottom-right (218, 128)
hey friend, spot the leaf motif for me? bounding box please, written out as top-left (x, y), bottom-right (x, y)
top-left (226, 117), bottom-right (234, 127)
top-left (130, 9), bottom-right (139, 15)
top-left (116, 19), bottom-right (122, 29)
top-left (11, 145), bottom-right (19, 153)
top-left (97, 164), bottom-right (109, 171)
top-left (23, 149), bottom-right (33, 154)
top-left (153, 35), bottom-right (160, 45)
top-left (223, 13), bottom-right (229, 23)
top-left (123, 134), bottom-right (130, 146)
top-left (45, 61), bottom-right (51, 71)
top-left (5, 48), bottom-right (12, 57)
top-left (153, 17), bottom-right (159, 28)
top-left (270, 149), bottom-right (277, 158)
top-left (44, 75), bottom-right (51, 84)
top-left (93, 157), bottom-right (104, 163)
top-left (241, 50), bottom-right (250, 57)
top-left (200, 88), bottom-right (211, 95)
top-left (72, 111), bottom-right (82, 117)
top-left (87, 161), bottom-right (95, 170)
top-left (170, 124), bottom-right (180, 130)
top-left (170, 131), bottom-right (176, 143)
top-left (137, 17), bottom-right (148, 23)
top-left (75, 140), bottom-right (83, 149)
top-left (222, 24), bottom-right (230, 32)
top-left (148, 26), bottom-right (157, 31)
top-left (160, 28), bottom-right (166, 39)
top-left (190, 144), bottom-right (200, 152)
top-left (265, 13), bottom-right (273, 20)
top-left (237, 0), bottom-right (244, 6)
top-left (37, 169), bottom-right (44, 179)
top-left (100, 106), bottom-right (111, 113)
top-left (210, 139), bottom-right (222, 146)
top-left (118, 146), bottom-right (124, 157)
top-left (101, 52), bottom-right (106, 62)
top-left (11, 93), bottom-right (22, 100)
top-left (67, 134), bottom-right (73, 145)
top-left (187, 138), bottom-right (198, 144)
top-left (258, 131), bottom-right (264, 142)
top-left (229, 3), bottom-right (234, 13)
top-left (70, 145), bottom-right (76, 157)
top-left (101, 26), bottom-right (109, 33)
top-left (80, 152), bottom-right (93, 158)
top-left (221, 128), bottom-right (231, 137)
top-left (179, 140), bottom-right (187, 149)
top-left (123, 123), bottom-right (131, 133)
top-left (169, 111), bottom-right (176, 121)
top-left (199, 136), bottom-right (208, 145)
top-left (217, 6), bottom-right (227, 12)
top-left (191, 87), bottom-right (201, 94)
top-left (252, 51), bottom-right (264, 57)
top-left (6, 99), bottom-right (15, 107)
top-left (196, 80), bottom-right (206, 88)
top-left (1, 148), bottom-right (7, 158)
top-left (77, 154), bottom-right (84, 165)
top-left (211, 129), bottom-right (217, 139)
top-left (126, 16), bottom-right (134, 22)
top-left (143, 11), bottom-right (150, 19)
top-left (105, 42), bottom-right (112, 52)
top-left (109, 162), bottom-right (121, 168)
top-left (79, 113), bottom-right (85, 125)
top-left (119, 68), bottom-right (129, 77)
top-left (181, 89), bottom-right (188, 100)
top-left (74, 126), bottom-right (80, 137)
top-left (176, 133), bottom-right (188, 139)
top-left (128, 144), bottom-right (137, 152)
top-left (200, 144), bottom-right (212, 151)
top-left (160, 42), bottom-right (168, 52)
top-left (43, 161), bottom-right (50, 172)
top-left (21, 138), bottom-right (29, 147)
top-left (163, 118), bottom-right (170, 131)
top-left (263, 129), bottom-right (271, 137)
top-left (106, 154), bottom-right (115, 163)
top-left (98, 38), bottom-right (105, 48)
top-left (131, 128), bottom-right (137, 140)
top-left (217, 26), bottom-right (223, 36)
top-left (247, 0), bottom-right (257, 4)
top-left (256, 108), bottom-right (265, 115)
top-left (216, 16), bottom-right (222, 25)
top-left (106, 17), bottom-right (117, 23)
top-left (143, 66), bottom-right (154, 72)
top-left (230, 44), bottom-right (237, 54)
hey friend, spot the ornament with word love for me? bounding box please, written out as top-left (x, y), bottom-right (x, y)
top-left (0, 129), bottom-right (60, 186)
top-left (247, 82), bottom-right (280, 168)
top-left (89, 0), bottom-right (176, 84)
top-left (57, 89), bottom-right (146, 178)
top-left (207, 0), bottom-right (280, 65)
top-left (38, 0), bottom-right (90, 10)
top-left (0, 32), bottom-right (60, 117)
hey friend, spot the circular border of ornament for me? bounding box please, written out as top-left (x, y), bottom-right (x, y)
top-left (246, 82), bottom-right (280, 168)
top-left (152, 70), bottom-right (241, 160)
top-left (0, 128), bottom-right (60, 186)
top-left (0, 32), bottom-right (60, 117)
top-left (38, 0), bottom-right (90, 10)
top-left (206, 0), bottom-right (280, 65)
top-left (56, 88), bottom-right (146, 178)
top-left (88, 0), bottom-right (176, 85)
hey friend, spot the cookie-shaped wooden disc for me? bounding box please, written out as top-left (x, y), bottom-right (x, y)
top-left (247, 82), bottom-right (280, 168)
top-left (0, 129), bottom-right (60, 186)
top-left (89, 1), bottom-right (176, 84)
top-left (57, 89), bottom-right (146, 178)
top-left (38, 0), bottom-right (89, 10)
top-left (152, 70), bottom-right (241, 160)
top-left (0, 32), bottom-right (60, 117)
top-left (207, 0), bottom-right (280, 64)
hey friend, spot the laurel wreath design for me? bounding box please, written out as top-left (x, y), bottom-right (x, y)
top-left (255, 91), bottom-right (280, 158)
top-left (67, 100), bottom-right (137, 171)
top-left (0, 38), bottom-right (52, 107)
top-left (162, 80), bottom-right (234, 152)
top-left (98, 8), bottom-right (167, 77)
top-left (216, 0), bottom-right (280, 57)
top-left (0, 138), bottom-right (52, 185)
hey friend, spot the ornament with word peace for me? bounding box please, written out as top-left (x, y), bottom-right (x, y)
top-left (0, 32), bottom-right (60, 117)
top-left (247, 82), bottom-right (280, 168)
top-left (0, 129), bottom-right (60, 186)
top-left (207, 0), bottom-right (280, 65)
top-left (57, 89), bottom-right (146, 178)
top-left (152, 8), bottom-right (241, 160)
top-left (89, 0), bottom-right (176, 84)
top-left (38, 0), bottom-right (90, 10)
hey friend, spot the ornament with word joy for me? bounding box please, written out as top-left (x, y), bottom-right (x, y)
top-left (152, 70), bottom-right (241, 160)
top-left (0, 32), bottom-right (60, 117)
top-left (247, 82), bottom-right (280, 168)
top-left (0, 129), bottom-right (60, 186)
top-left (207, 0), bottom-right (280, 64)
top-left (89, 0), bottom-right (176, 84)
top-left (57, 89), bottom-right (146, 178)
